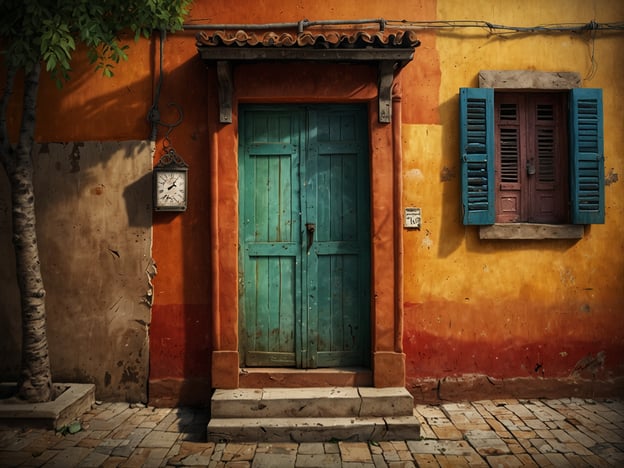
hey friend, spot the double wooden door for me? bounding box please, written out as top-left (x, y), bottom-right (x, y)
top-left (239, 105), bottom-right (370, 368)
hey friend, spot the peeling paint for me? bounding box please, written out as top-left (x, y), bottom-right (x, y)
top-left (121, 365), bottom-right (140, 384)
top-left (572, 351), bottom-right (605, 378)
top-left (605, 168), bottom-right (619, 186)
top-left (68, 142), bottom-right (84, 173)
top-left (440, 166), bottom-right (456, 182)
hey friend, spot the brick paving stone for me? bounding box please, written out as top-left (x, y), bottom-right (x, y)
top-left (530, 406), bottom-right (566, 423)
top-left (112, 427), bottom-right (152, 457)
top-left (252, 452), bottom-right (297, 467)
top-left (511, 453), bottom-right (539, 467)
top-left (411, 453), bottom-right (437, 466)
top-left (99, 455), bottom-right (127, 467)
top-left (502, 438), bottom-right (526, 455)
top-left (371, 453), bottom-right (388, 467)
top-left (566, 429), bottom-right (597, 449)
top-left (224, 461), bottom-right (251, 468)
top-left (89, 408), bottom-right (137, 432)
top-left (523, 418), bottom-right (548, 430)
top-left (387, 461), bottom-right (415, 467)
top-left (505, 404), bottom-right (535, 420)
top-left (484, 418), bottom-right (512, 438)
top-left (434, 454), bottom-right (469, 467)
top-left (77, 450), bottom-right (110, 467)
top-left (407, 439), bottom-right (475, 456)
top-left (580, 454), bottom-right (612, 467)
top-left (295, 453), bottom-right (341, 467)
top-left (325, 442), bottom-right (340, 454)
top-left (414, 405), bottom-right (446, 419)
top-left (339, 442), bottom-right (373, 463)
top-left (42, 446), bottom-right (91, 467)
top-left (221, 443), bottom-right (257, 462)
top-left (53, 430), bottom-right (90, 449)
top-left (509, 429), bottom-right (536, 440)
top-left (256, 442), bottom-right (298, 455)
top-left (484, 454), bottom-right (524, 467)
top-left (463, 452), bottom-right (488, 467)
top-left (430, 424), bottom-right (463, 440)
top-left (20, 449), bottom-right (59, 467)
top-left (382, 448), bottom-right (400, 461)
top-left (529, 438), bottom-right (556, 454)
top-left (544, 452), bottom-right (573, 466)
top-left (588, 424), bottom-right (623, 443)
top-left (0, 449), bottom-right (35, 466)
top-left (298, 442), bottom-right (324, 454)
top-left (411, 410), bottom-right (436, 439)
top-left (138, 430), bottom-right (179, 449)
top-left (464, 430), bottom-right (510, 456)
top-left (563, 453), bottom-right (593, 467)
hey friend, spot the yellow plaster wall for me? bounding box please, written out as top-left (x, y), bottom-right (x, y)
top-left (402, 0), bottom-right (624, 379)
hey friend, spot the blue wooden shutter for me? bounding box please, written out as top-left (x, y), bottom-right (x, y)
top-left (460, 88), bottom-right (495, 224)
top-left (569, 88), bottom-right (605, 224)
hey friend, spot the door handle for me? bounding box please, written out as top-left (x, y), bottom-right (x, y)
top-left (306, 223), bottom-right (315, 254)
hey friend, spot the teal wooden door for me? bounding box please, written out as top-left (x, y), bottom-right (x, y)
top-left (239, 105), bottom-right (370, 369)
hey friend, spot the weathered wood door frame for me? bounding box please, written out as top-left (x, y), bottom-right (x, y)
top-left (208, 62), bottom-right (406, 389)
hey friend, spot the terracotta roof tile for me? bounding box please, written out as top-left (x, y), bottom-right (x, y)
top-left (196, 29), bottom-right (419, 49)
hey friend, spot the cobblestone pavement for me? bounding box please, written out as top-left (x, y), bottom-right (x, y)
top-left (1, 398), bottom-right (623, 467)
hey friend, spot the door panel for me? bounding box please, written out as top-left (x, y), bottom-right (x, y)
top-left (240, 105), bottom-right (370, 369)
top-left (240, 114), bottom-right (301, 367)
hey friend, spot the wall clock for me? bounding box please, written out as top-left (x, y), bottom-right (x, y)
top-left (153, 148), bottom-right (189, 212)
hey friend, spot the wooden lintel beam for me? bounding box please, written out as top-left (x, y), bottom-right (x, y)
top-left (198, 47), bottom-right (414, 63)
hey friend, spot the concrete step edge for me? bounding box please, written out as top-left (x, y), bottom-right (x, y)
top-left (211, 387), bottom-right (414, 418)
top-left (207, 416), bottom-right (421, 443)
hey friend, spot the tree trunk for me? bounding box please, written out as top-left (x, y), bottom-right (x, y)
top-left (8, 62), bottom-right (53, 403)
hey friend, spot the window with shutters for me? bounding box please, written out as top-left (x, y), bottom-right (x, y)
top-left (459, 86), bottom-right (604, 235)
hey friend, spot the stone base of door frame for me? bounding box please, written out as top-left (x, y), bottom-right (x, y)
top-left (211, 350), bottom-right (406, 389)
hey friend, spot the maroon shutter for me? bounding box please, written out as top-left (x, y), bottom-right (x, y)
top-left (528, 93), bottom-right (568, 223)
top-left (495, 95), bottom-right (523, 222)
top-left (495, 92), bottom-right (568, 223)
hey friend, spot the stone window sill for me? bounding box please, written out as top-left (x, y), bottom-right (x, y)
top-left (479, 223), bottom-right (584, 240)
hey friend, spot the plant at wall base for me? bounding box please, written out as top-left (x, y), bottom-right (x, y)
top-left (0, 0), bottom-right (192, 403)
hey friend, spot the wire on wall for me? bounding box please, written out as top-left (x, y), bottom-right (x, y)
top-left (147, 29), bottom-right (184, 146)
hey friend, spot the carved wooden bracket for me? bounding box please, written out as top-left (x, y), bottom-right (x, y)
top-left (378, 61), bottom-right (395, 123)
top-left (216, 61), bottom-right (232, 124)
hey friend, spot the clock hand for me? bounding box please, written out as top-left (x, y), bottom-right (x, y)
top-left (168, 182), bottom-right (177, 190)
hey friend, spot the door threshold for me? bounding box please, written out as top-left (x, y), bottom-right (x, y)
top-left (238, 367), bottom-right (372, 388)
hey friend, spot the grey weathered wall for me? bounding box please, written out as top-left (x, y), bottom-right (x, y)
top-left (0, 141), bottom-right (153, 402)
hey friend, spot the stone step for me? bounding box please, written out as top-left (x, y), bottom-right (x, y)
top-left (211, 387), bottom-right (415, 418)
top-left (207, 415), bottom-right (421, 443)
top-left (208, 386), bottom-right (419, 442)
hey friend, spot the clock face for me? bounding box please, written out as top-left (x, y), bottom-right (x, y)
top-left (155, 170), bottom-right (187, 210)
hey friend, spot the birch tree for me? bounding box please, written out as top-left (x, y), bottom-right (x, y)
top-left (0, 0), bottom-right (192, 402)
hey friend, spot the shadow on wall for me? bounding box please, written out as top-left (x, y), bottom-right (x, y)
top-left (0, 140), bottom-right (153, 402)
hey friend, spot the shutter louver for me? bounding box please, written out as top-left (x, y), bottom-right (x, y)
top-left (569, 88), bottom-right (605, 224)
top-left (460, 88), bottom-right (495, 225)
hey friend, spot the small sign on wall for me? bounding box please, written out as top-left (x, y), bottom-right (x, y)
top-left (404, 207), bottom-right (421, 229)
